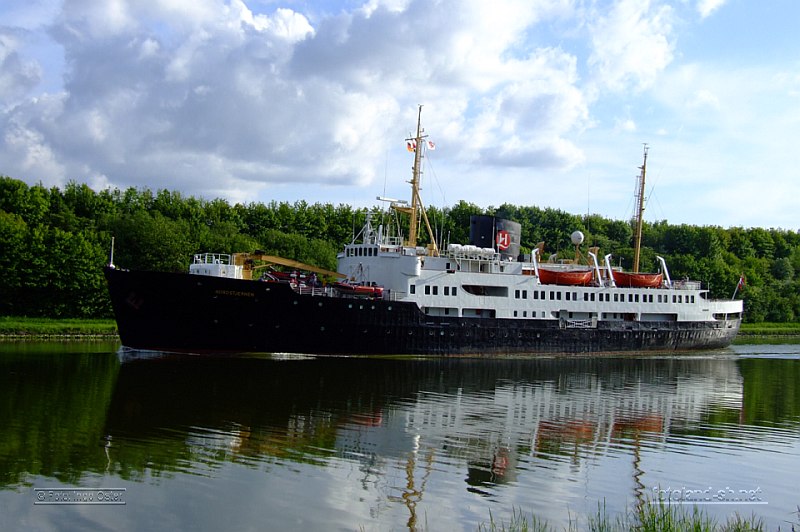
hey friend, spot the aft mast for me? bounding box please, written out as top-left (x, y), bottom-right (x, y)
top-left (632, 144), bottom-right (648, 273)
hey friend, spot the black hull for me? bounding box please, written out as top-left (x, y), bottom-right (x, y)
top-left (104, 267), bottom-right (741, 356)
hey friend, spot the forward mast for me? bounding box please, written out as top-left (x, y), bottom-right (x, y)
top-left (393, 105), bottom-right (439, 256)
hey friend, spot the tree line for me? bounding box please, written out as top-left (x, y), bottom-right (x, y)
top-left (1, 176), bottom-right (798, 322)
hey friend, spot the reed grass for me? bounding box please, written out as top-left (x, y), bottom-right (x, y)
top-left (0, 316), bottom-right (118, 338)
top-left (477, 499), bottom-right (773, 532)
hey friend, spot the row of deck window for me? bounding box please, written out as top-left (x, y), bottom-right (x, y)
top-left (413, 284), bottom-right (697, 304)
top-left (515, 289), bottom-right (696, 304)
top-left (345, 246), bottom-right (379, 257)
top-left (410, 285), bottom-right (459, 297)
top-left (512, 310), bottom-right (546, 318)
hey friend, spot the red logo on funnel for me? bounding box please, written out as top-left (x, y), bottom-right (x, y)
top-left (496, 230), bottom-right (510, 250)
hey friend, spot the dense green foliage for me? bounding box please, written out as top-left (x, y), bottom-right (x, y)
top-left (1, 176), bottom-right (799, 321)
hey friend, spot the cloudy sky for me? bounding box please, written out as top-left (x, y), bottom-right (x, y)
top-left (2, 0), bottom-right (799, 229)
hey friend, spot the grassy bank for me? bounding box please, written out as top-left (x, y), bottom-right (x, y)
top-left (0, 316), bottom-right (118, 338)
top-left (738, 322), bottom-right (800, 337)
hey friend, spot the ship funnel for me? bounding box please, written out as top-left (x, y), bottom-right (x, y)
top-left (469, 215), bottom-right (521, 260)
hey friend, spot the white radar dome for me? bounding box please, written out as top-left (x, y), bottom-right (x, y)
top-left (571, 231), bottom-right (585, 245)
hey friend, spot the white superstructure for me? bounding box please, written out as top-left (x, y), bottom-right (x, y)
top-left (337, 224), bottom-right (741, 328)
top-left (336, 107), bottom-right (742, 332)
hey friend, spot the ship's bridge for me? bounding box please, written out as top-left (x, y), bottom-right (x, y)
top-left (189, 253), bottom-right (243, 279)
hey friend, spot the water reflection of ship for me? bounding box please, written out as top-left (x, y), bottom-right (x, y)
top-left (6, 348), bottom-right (799, 513)
top-left (104, 355), bottom-right (749, 496)
top-left (355, 358), bottom-right (742, 496)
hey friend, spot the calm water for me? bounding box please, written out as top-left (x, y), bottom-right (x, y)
top-left (1, 342), bottom-right (799, 531)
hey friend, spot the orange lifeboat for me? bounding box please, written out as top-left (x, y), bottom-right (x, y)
top-left (611, 271), bottom-right (663, 288)
top-left (537, 267), bottom-right (594, 286)
top-left (333, 281), bottom-right (384, 298)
